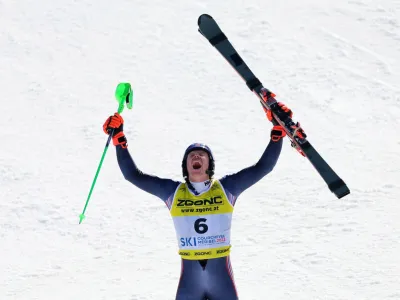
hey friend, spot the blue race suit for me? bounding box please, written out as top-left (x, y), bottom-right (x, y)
top-left (115, 139), bottom-right (282, 300)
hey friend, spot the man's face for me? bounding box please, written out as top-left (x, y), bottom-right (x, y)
top-left (186, 150), bottom-right (210, 182)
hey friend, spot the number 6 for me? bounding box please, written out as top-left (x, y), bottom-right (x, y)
top-left (194, 218), bottom-right (208, 234)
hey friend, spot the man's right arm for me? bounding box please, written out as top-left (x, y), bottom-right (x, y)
top-left (116, 145), bottom-right (180, 202)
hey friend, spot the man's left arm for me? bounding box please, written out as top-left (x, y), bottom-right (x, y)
top-left (219, 138), bottom-right (282, 198)
top-left (220, 101), bottom-right (295, 199)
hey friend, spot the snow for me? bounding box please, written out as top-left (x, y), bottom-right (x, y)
top-left (1, 0), bottom-right (399, 299)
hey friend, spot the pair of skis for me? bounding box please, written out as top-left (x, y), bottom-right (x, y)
top-left (197, 14), bottom-right (350, 199)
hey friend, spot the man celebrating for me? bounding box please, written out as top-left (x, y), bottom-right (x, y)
top-left (103, 101), bottom-right (293, 299)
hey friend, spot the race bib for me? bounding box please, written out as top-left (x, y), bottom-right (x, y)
top-left (170, 181), bottom-right (234, 260)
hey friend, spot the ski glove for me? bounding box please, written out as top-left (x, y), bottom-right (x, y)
top-left (270, 125), bottom-right (286, 142)
top-left (266, 103), bottom-right (307, 142)
top-left (103, 113), bottom-right (128, 148)
top-left (263, 102), bottom-right (292, 142)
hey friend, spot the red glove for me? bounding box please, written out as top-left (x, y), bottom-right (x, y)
top-left (270, 125), bottom-right (286, 142)
top-left (103, 113), bottom-right (128, 148)
top-left (264, 102), bottom-right (292, 142)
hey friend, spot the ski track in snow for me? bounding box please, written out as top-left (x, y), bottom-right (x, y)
top-left (0, 0), bottom-right (399, 299)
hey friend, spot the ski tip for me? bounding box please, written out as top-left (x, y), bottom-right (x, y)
top-left (336, 188), bottom-right (350, 199)
top-left (198, 14), bottom-right (213, 26)
top-left (329, 180), bottom-right (350, 199)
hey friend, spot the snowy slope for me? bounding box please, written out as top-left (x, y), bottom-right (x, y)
top-left (1, 0), bottom-right (399, 299)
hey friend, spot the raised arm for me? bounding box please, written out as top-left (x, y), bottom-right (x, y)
top-left (103, 113), bottom-right (180, 201)
top-left (220, 138), bottom-right (282, 197)
top-left (220, 101), bottom-right (295, 198)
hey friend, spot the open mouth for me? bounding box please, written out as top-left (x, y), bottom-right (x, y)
top-left (192, 161), bottom-right (202, 170)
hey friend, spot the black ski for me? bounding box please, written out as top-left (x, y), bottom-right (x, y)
top-left (198, 14), bottom-right (350, 199)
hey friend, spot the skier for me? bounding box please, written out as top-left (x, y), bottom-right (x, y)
top-left (103, 100), bottom-right (293, 300)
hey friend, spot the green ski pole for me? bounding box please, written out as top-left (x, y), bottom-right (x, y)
top-left (79, 83), bottom-right (134, 224)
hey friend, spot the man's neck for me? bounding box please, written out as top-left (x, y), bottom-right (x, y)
top-left (189, 179), bottom-right (211, 194)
